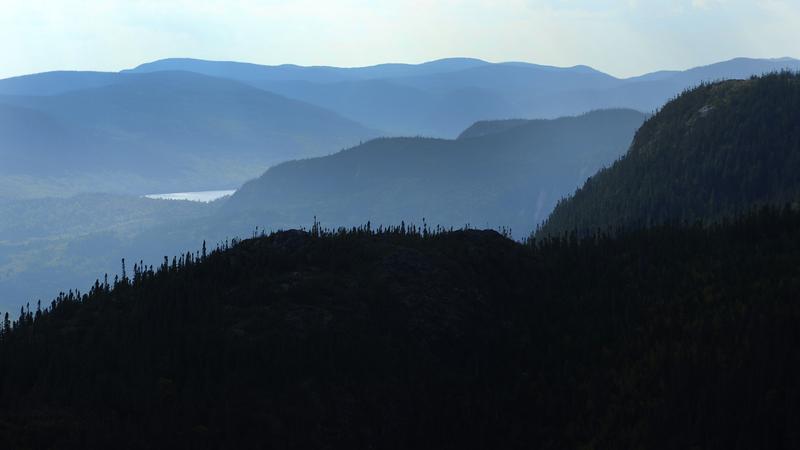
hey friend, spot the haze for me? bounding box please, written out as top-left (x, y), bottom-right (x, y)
top-left (3, 0), bottom-right (800, 446)
top-left (2, 0), bottom-right (798, 79)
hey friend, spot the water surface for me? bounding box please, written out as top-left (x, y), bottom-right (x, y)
top-left (144, 190), bottom-right (235, 202)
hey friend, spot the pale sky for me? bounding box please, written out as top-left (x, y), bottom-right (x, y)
top-left (0, 0), bottom-right (798, 79)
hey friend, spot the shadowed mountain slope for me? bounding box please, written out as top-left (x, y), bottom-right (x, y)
top-left (538, 72), bottom-right (800, 237)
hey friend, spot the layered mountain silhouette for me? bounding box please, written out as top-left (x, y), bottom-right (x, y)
top-left (2, 56), bottom-right (798, 197)
top-left (2, 58), bottom-right (800, 448)
top-left (224, 109), bottom-right (647, 237)
top-left (0, 109), bottom-right (644, 309)
top-left (538, 72), bottom-right (800, 237)
top-left (122, 57), bottom-right (491, 83)
top-left (0, 71), bottom-right (120, 96)
top-left (0, 71), bottom-right (377, 195)
top-left (124, 56), bottom-right (800, 136)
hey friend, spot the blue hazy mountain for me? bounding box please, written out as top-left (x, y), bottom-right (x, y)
top-left (1, 56), bottom-right (798, 195)
top-left (224, 109), bottom-right (647, 237)
top-left (123, 57), bottom-right (491, 82)
top-left (0, 71), bottom-right (378, 195)
top-left (0, 102), bottom-right (99, 173)
top-left (125, 58), bottom-right (623, 136)
top-left (0, 71), bottom-right (120, 96)
top-left (627, 57), bottom-right (800, 84)
top-left (385, 62), bottom-right (619, 94)
top-left (119, 56), bottom-right (800, 137)
top-left (456, 119), bottom-right (531, 139)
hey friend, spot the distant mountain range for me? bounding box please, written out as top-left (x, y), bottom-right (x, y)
top-left (1, 56), bottom-right (797, 197)
top-left (538, 72), bottom-right (800, 237)
top-left (0, 71), bottom-right (377, 196)
top-left (123, 56), bottom-right (800, 136)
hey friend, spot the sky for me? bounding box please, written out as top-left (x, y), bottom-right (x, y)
top-left (0, 0), bottom-right (798, 79)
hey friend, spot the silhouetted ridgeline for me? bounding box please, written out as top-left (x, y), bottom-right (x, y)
top-left (539, 72), bottom-right (800, 237)
top-left (2, 209), bottom-right (800, 448)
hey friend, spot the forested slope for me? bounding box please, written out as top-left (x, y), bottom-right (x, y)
top-left (539, 72), bottom-right (800, 236)
top-left (2, 208), bottom-right (800, 449)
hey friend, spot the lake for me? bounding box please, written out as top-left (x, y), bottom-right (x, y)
top-left (144, 190), bottom-right (236, 202)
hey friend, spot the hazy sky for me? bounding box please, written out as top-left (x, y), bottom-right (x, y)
top-left (1, 0), bottom-right (798, 79)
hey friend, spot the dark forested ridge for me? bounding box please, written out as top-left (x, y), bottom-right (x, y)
top-left (539, 72), bottom-right (800, 236)
top-left (2, 208), bottom-right (800, 448)
top-left (225, 109), bottom-right (646, 237)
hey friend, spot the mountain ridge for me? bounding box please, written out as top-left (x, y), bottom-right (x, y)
top-left (0, 70), bottom-right (379, 195)
top-left (224, 108), bottom-right (647, 237)
top-left (537, 72), bottom-right (800, 237)
top-left (3, 56), bottom-right (798, 137)
top-left (3, 207), bottom-right (800, 448)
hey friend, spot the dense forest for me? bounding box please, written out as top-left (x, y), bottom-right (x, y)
top-left (539, 72), bottom-right (800, 237)
top-left (2, 207), bottom-right (800, 448)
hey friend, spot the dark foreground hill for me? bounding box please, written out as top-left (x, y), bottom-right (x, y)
top-left (539, 72), bottom-right (800, 237)
top-left (225, 109), bottom-right (646, 237)
top-left (2, 208), bottom-right (800, 449)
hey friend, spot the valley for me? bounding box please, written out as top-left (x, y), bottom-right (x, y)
top-left (3, 57), bottom-right (798, 315)
top-left (1, 46), bottom-right (799, 448)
